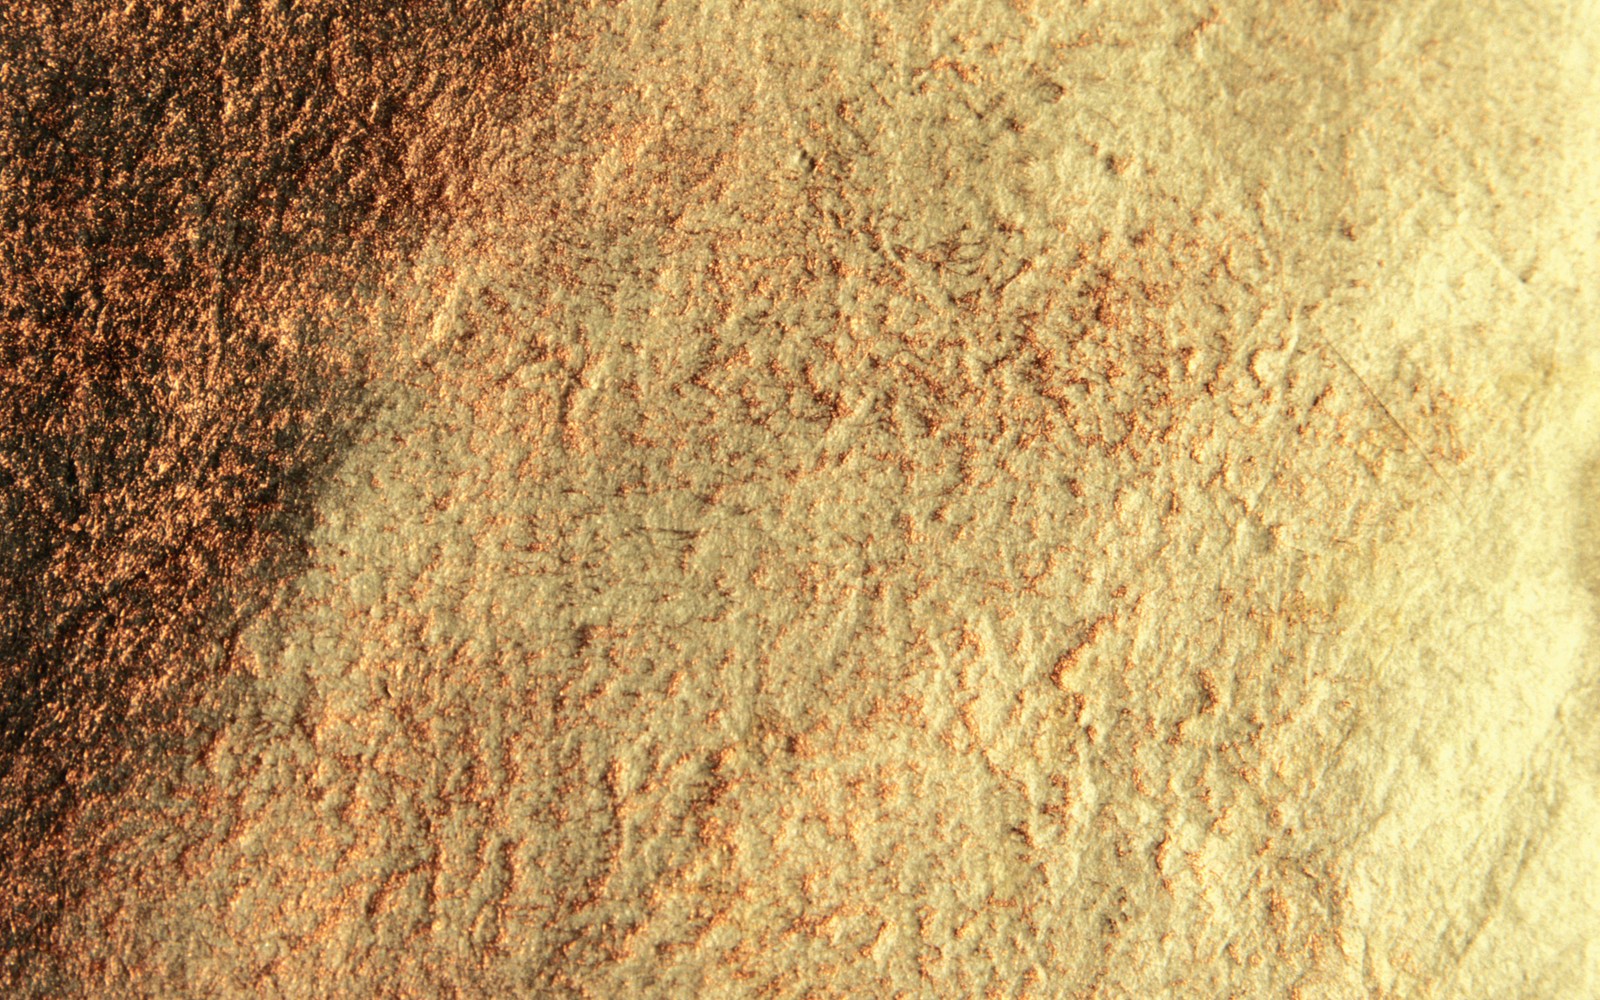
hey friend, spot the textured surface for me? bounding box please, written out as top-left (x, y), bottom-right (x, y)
top-left (5, 1), bottom-right (1600, 997)
top-left (0, 0), bottom-right (567, 986)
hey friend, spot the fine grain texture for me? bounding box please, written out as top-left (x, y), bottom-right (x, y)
top-left (0, 0), bottom-right (569, 988)
top-left (3, 1), bottom-right (1598, 997)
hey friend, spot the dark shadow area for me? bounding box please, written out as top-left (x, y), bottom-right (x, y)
top-left (0, 1), bottom-right (569, 989)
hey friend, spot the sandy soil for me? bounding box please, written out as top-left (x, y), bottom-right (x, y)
top-left (5, 1), bottom-right (1599, 997)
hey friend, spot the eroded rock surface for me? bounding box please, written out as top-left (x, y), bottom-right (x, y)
top-left (7, 1), bottom-right (1599, 997)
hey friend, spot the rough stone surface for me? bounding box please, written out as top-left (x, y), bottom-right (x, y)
top-left (4, 1), bottom-right (1599, 997)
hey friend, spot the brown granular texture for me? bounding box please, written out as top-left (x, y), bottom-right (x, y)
top-left (8, 2), bottom-right (1586, 996)
top-left (54, 7), bottom-right (1472, 991)
top-left (0, 1), bottom-right (567, 987)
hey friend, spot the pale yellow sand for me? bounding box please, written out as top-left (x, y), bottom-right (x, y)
top-left (67, 2), bottom-right (1600, 996)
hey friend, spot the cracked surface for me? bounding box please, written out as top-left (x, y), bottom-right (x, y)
top-left (6, 1), bottom-right (1600, 997)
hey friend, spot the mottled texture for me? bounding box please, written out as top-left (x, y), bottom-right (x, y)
top-left (5, 1), bottom-right (1600, 997)
top-left (0, 0), bottom-right (567, 989)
